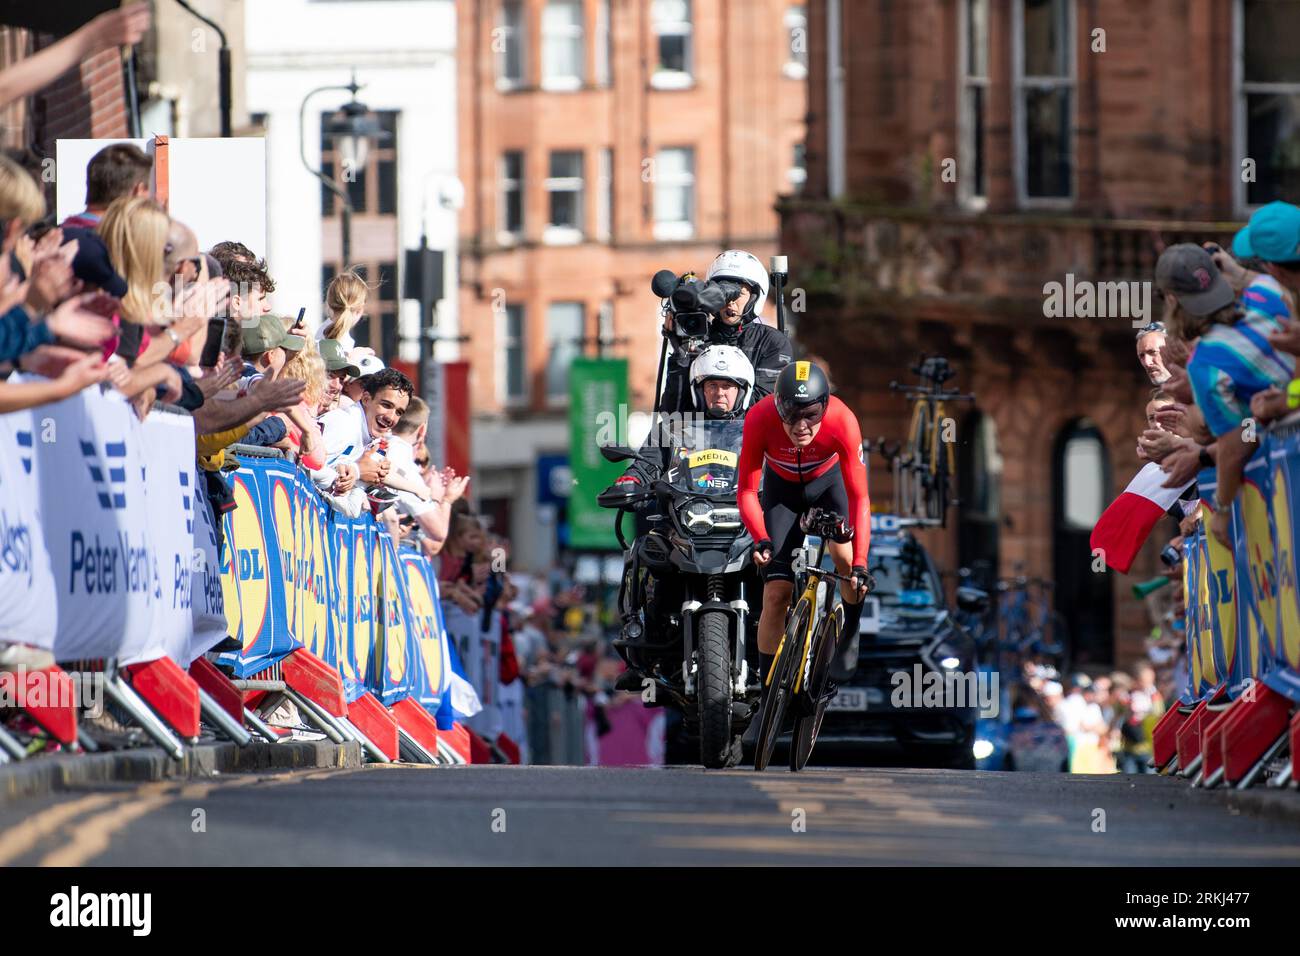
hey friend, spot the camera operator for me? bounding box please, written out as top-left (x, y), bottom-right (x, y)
top-left (659, 250), bottom-right (792, 415)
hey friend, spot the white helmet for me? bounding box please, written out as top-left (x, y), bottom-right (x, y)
top-left (689, 345), bottom-right (755, 419)
top-left (706, 249), bottom-right (769, 319)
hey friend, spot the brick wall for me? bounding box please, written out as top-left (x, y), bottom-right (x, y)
top-left (458, 0), bottom-right (806, 418)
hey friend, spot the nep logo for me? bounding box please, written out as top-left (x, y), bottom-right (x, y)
top-left (80, 438), bottom-right (128, 510)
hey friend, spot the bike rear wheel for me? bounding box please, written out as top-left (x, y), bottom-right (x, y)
top-left (754, 596), bottom-right (811, 772)
top-left (790, 606), bottom-right (839, 771)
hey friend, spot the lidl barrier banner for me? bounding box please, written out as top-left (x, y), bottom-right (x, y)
top-left (217, 454), bottom-right (450, 714)
top-left (1187, 425), bottom-right (1300, 703)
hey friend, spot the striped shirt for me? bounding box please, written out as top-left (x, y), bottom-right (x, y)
top-left (1186, 275), bottom-right (1296, 437)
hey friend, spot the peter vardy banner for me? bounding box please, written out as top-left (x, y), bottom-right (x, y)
top-left (0, 405), bottom-right (56, 651)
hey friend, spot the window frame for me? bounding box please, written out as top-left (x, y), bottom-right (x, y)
top-left (783, 5), bottom-right (809, 81)
top-left (651, 0), bottom-right (694, 90)
top-left (499, 150), bottom-right (525, 244)
top-left (496, 0), bottom-right (527, 91)
top-left (497, 302), bottom-right (528, 407)
top-left (958, 0), bottom-right (990, 210)
top-left (544, 149), bottom-right (586, 245)
top-left (545, 301), bottom-right (586, 403)
top-left (1233, 0), bottom-right (1300, 215)
top-left (1012, 0), bottom-right (1076, 208)
top-left (652, 146), bottom-right (696, 241)
top-left (541, 0), bottom-right (586, 92)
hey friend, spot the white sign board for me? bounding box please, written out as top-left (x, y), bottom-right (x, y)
top-left (55, 137), bottom-right (267, 258)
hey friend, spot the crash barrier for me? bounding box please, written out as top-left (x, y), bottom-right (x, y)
top-left (1169, 414), bottom-right (1300, 788)
top-left (0, 381), bottom-right (501, 764)
top-left (526, 683), bottom-right (587, 765)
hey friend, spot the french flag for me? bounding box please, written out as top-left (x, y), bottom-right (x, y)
top-left (1090, 463), bottom-right (1193, 574)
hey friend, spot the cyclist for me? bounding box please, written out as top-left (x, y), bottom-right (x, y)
top-left (737, 360), bottom-right (874, 694)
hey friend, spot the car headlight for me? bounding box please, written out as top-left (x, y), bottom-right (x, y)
top-left (973, 739), bottom-right (995, 761)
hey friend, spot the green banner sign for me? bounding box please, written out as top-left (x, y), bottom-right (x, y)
top-left (568, 357), bottom-right (629, 551)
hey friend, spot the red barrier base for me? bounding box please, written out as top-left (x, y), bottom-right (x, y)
top-left (1152, 704), bottom-right (1190, 770)
top-left (1, 665), bottom-right (78, 746)
top-left (1218, 685), bottom-right (1292, 784)
top-left (496, 732), bottom-right (521, 765)
top-left (1292, 710), bottom-right (1300, 782)
top-left (188, 658), bottom-right (245, 723)
top-left (125, 658), bottom-right (201, 739)
top-left (281, 648), bottom-right (346, 718)
top-left (348, 692), bottom-right (399, 761)
top-left (1175, 690), bottom-right (1229, 774)
top-left (442, 722), bottom-right (473, 763)
top-left (468, 730), bottom-right (493, 764)
top-left (389, 697), bottom-right (439, 756)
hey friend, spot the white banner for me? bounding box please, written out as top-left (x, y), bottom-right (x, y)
top-left (129, 410), bottom-right (200, 666)
top-left (443, 601), bottom-right (500, 738)
top-left (189, 468), bottom-right (227, 666)
top-left (0, 407), bottom-right (57, 650)
top-left (9, 380), bottom-right (208, 664)
top-left (31, 386), bottom-right (157, 661)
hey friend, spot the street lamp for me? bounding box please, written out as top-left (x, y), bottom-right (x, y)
top-left (298, 74), bottom-right (389, 271)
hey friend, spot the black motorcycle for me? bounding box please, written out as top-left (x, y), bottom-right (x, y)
top-left (598, 417), bottom-right (759, 769)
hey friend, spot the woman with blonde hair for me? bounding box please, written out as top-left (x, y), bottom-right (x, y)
top-left (318, 268), bottom-right (370, 353)
top-left (274, 341), bottom-right (327, 470)
top-left (97, 195), bottom-right (169, 326)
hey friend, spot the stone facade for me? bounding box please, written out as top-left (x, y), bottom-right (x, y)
top-left (783, 0), bottom-right (1263, 668)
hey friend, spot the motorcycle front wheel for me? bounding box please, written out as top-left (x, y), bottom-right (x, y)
top-left (696, 609), bottom-right (736, 769)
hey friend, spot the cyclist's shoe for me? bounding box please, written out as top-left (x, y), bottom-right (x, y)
top-left (829, 637), bottom-right (859, 683)
top-left (741, 714), bottom-right (762, 748)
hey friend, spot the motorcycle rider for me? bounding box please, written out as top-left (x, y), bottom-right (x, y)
top-left (605, 345), bottom-right (756, 692)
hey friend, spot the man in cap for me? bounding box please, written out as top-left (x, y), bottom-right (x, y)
top-left (234, 315), bottom-right (305, 447)
top-left (1228, 201), bottom-right (1300, 423)
top-left (1156, 242), bottom-right (1295, 545)
top-left (318, 337), bottom-right (361, 415)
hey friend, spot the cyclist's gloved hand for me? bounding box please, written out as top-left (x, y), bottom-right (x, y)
top-left (830, 518), bottom-right (854, 544)
top-left (752, 539), bottom-right (773, 565)
top-left (851, 566), bottom-right (875, 594)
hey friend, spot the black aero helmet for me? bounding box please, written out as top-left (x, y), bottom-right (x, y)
top-left (774, 361), bottom-right (830, 424)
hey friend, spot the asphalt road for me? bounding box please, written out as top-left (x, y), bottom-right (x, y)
top-left (1, 764), bottom-right (1298, 866)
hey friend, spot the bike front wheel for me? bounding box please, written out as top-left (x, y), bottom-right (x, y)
top-left (790, 605), bottom-right (840, 771)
